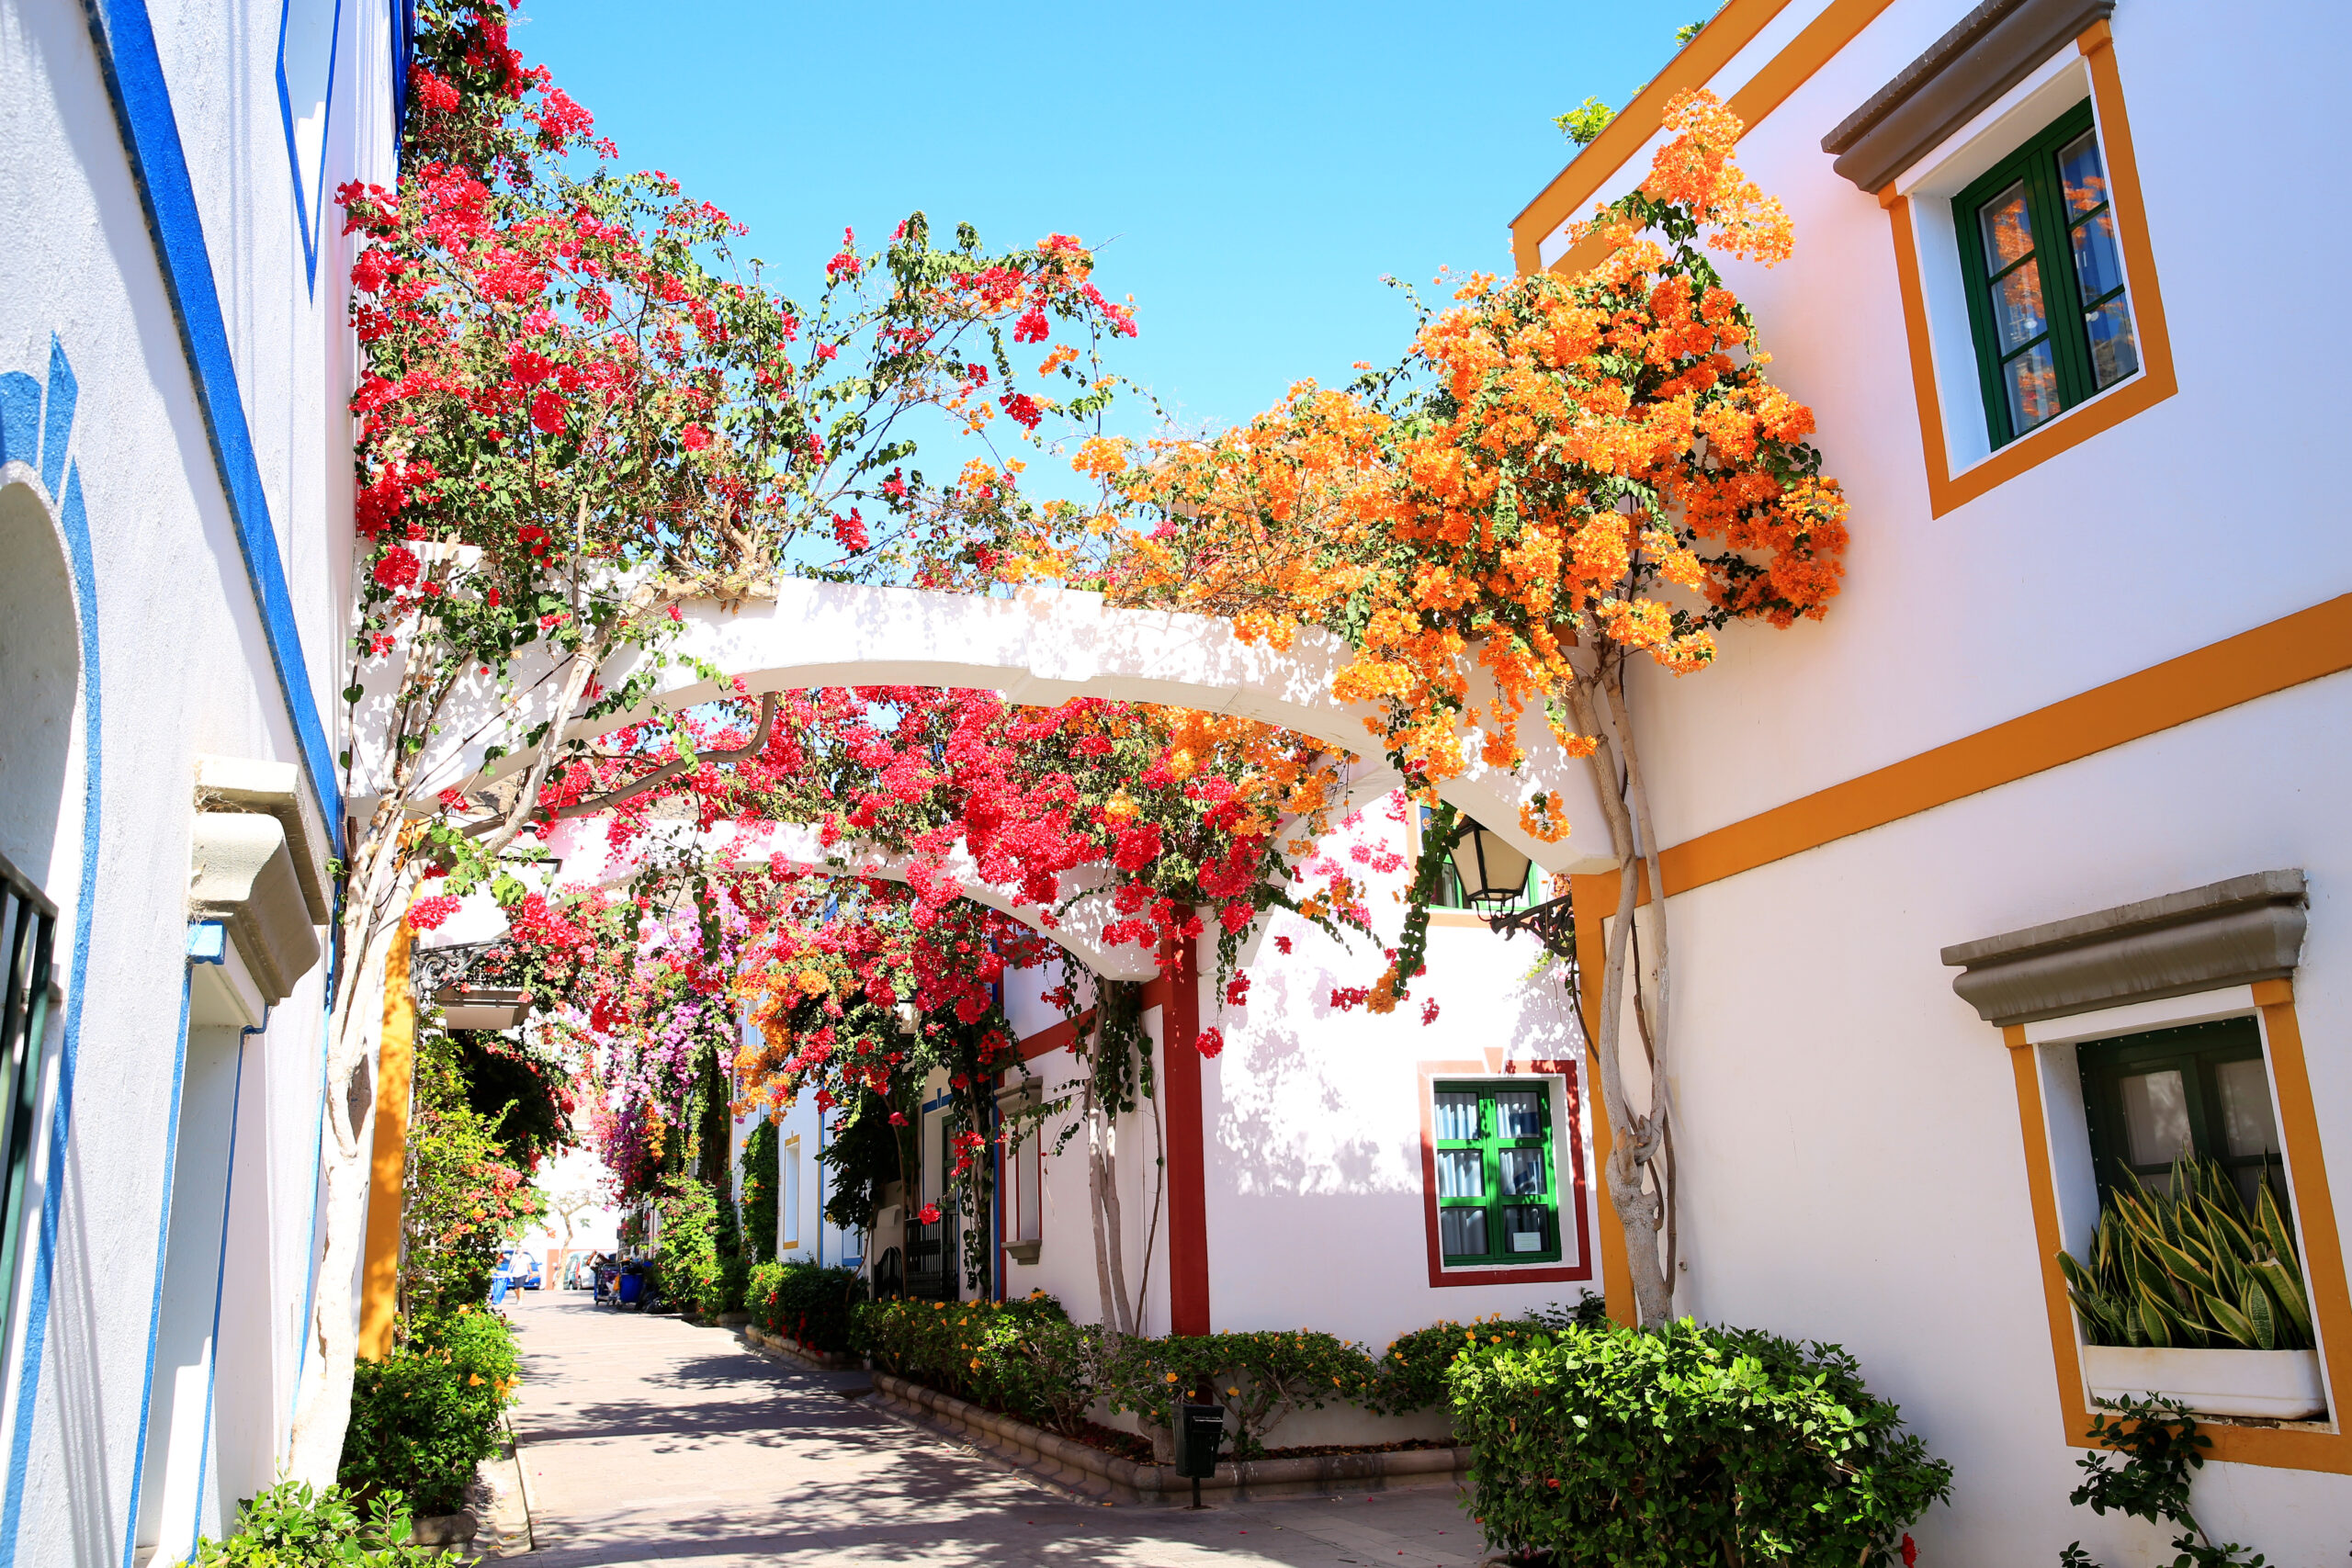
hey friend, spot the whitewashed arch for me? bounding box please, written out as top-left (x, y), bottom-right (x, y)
top-left (351, 578), bottom-right (1612, 876)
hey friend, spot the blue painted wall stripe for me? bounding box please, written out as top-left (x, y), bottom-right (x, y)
top-left (82, 0), bottom-right (343, 852)
top-left (1, 457), bottom-right (103, 1565)
top-left (35, 349), bottom-right (74, 501)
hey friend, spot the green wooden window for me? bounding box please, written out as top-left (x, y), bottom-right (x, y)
top-left (1433, 1081), bottom-right (1560, 1265)
top-left (2077, 1018), bottom-right (2287, 1217)
top-left (1955, 98), bottom-right (2140, 448)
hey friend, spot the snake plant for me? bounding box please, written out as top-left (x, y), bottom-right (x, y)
top-left (2058, 1156), bottom-right (2312, 1351)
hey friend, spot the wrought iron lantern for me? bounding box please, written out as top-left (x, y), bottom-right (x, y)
top-left (1449, 817), bottom-right (1532, 907)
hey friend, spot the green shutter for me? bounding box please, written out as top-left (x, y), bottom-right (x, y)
top-left (1434, 1080), bottom-right (1562, 1266)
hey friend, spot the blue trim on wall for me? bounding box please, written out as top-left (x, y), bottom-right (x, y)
top-left (117, 932), bottom-right (209, 1568)
top-left (82, 0), bottom-right (343, 852)
top-left (187, 1025), bottom-right (254, 1551)
top-left (274, 0), bottom-right (346, 298)
top-left (0, 376), bottom-right (38, 468)
top-left (1, 419), bottom-right (102, 1563)
top-left (35, 348), bottom-right (74, 502)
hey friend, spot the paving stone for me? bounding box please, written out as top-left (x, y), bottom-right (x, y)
top-left (505, 1292), bottom-right (1484, 1567)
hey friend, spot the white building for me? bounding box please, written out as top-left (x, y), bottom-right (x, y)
top-left (0, 3), bottom-right (402, 1562)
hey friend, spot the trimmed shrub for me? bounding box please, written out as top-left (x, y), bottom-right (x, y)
top-left (751, 1258), bottom-right (867, 1353)
top-left (853, 1292), bottom-right (1099, 1434)
top-left (338, 1306), bottom-right (518, 1516)
top-left (194, 1478), bottom-right (442, 1565)
top-left (1378, 1294), bottom-right (1609, 1414)
top-left (650, 1177), bottom-right (721, 1314)
top-left (1105, 1328), bottom-right (1379, 1459)
top-left (1448, 1317), bottom-right (1951, 1568)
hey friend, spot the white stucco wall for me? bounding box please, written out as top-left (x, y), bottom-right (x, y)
top-left (0, 1), bottom-right (396, 1561)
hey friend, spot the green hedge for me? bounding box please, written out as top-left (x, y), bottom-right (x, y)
top-left (854, 1293), bottom-right (1100, 1436)
top-left (195, 1478), bottom-right (443, 1566)
top-left (1105, 1328), bottom-right (1380, 1458)
top-left (338, 1306), bottom-right (517, 1516)
top-left (749, 1258), bottom-right (867, 1353)
top-left (1448, 1318), bottom-right (1951, 1568)
top-left (651, 1178), bottom-right (721, 1315)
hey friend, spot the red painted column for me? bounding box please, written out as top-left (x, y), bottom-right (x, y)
top-left (1160, 930), bottom-right (1212, 1335)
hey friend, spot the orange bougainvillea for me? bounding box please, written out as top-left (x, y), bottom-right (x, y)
top-left (1010, 90), bottom-right (1847, 1326)
top-left (1012, 88), bottom-right (1846, 809)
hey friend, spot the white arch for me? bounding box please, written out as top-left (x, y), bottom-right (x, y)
top-left (350, 578), bottom-right (1612, 875)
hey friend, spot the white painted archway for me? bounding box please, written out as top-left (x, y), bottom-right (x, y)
top-left (352, 578), bottom-right (1613, 877)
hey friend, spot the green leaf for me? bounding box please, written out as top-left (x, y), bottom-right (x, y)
top-left (2239, 1277), bottom-right (2277, 1351)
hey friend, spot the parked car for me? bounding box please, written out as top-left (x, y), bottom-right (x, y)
top-left (497, 1248), bottom-right (543, 1291)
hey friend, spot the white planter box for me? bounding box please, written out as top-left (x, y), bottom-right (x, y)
top-left (2082, 1345), bottom-right (2326, 1420)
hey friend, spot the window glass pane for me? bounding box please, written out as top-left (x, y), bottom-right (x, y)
top-left (2212, 1058), bottom-right (2280, 1162)
top-left (1441, 1207), bottom-right (1487, 1258)
top-left (2058, 129), bottom-right (2108, 219)
top-left (2071, 208), bottom-right (2125, 302)
top-left (2003, 342), bottom-right (2061, 434)
top-left (2083, 297), bottom-right (2140, 390)
top-left (1438, 1148), bottom-right (1484, 1200)
top-left (1494, 1091), bottom-right (1543, 1140)
top-left (1497, 1148), bottom-right (1546, 1197)
top-left (1434, 1092), bottom-right (1481, 1142)
top-left (1979, 183), bottom-right (2035, 271)
top-left (2120, 1068), bottom-right (2192, 1168)
top-left (1502, 1207), bottom-right (1548, 1254)
top-left (1990, 264), bottom-right (2047, 353)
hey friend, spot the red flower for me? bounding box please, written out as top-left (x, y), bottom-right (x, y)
top-left (530, 389), bottom-right (566, 434)
top-left (1012, 306), bottom-right (1049, 344)
top-left (916, 1202), bottom-right (941, 1225)
top-left (1274, 935), bottom-right (1293, 955)
top-left (831, 509), bottom-right (869, 552)
top-left (408, 895), bottom-right (461, 931)
top-left (1420, 998), bottom-right (1441, 1026)
top-left (1195, 1027), bottom-right (1224, 1059)
top-left (1901, 1536), bottom-right (1917, 1568)
top-left (350, 249), bottom-right (388, 293)
top-left (681, 424), bottom-right (712, 451)
top-left (372, 546), bottom-right (421, 591)
top-left (1000, 391), bottom-right (1042, 430)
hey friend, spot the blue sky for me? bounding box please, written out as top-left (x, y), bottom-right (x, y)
top-left (524, 1), bottom-right (1706, 443)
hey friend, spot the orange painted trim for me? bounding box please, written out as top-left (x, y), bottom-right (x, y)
top-left (1622, 593), bottom-right (2352, 908)
top-left (1883, 20), bottom-right (2177, 516)
top-left (356, 923), bottom-right (416, 1360)
top-left (1515, 0), bottom-right (1906, 276)
top-left (2011, 989), bottom-right (2352, 1471)
top-left (1571, 874), bottom-right (1636, 1325)
top-left (1415, 1053), bottom-right (1595, 1290)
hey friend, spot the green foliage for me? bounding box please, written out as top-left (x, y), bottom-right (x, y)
top-left (740, 1120), bottom-right (778, 1267)
top-left (2059, 1157), bottom-right (2311, 1350)
top-left (817, 1087), bottom-right (904, 1234)
top-left (1553, 97), bottom-right (1617, 146)
top-left (1377, 1295), bottom-right (1609, 1414)
top-left (651, 1177), bottom-right (723, 1315)
top-left (1448, 1317), bottom-right (1951, 1567)
top-left (449, 1031), bottom-right (573, 1170)
top-left (338, 1306), bottom-right (517, 1517)
top-left (401, 1031), bottom-right (545, 1321)
top-left (749, 1258), bottom-right (868, 1353)
top-left (193, 1479), bottom-right (442, 1566)
top-left (2059, 1396), bottom-right (2267, 1568)
top-left (853, 1293), bottom-right (1102, 1435)
top-left (1104, 1329), bottom-right (1380, 1459)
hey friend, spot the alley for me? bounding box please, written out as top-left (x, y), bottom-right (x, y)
top-left (503, 1291), bottom-right (1485, 1568)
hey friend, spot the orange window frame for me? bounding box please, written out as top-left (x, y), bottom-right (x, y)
top-left (1885, 19), bottom-right (2177, 517)
top-left (2007, 981), bottom-right (2352, 1472)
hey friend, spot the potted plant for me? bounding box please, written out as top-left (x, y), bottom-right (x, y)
top-left (2059, 1156), bottom-right (2323, 1420)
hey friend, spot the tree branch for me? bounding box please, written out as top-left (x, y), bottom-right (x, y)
top-left (537, 690), bottom-right (779, 826)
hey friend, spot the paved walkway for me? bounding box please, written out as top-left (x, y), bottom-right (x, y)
top-left (503, 1290), bottom-right (1485, 1567)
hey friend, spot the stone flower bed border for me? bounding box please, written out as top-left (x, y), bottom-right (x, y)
top-left (864, 1368), bottom-right (1470, 1505)
top-left (741, 1323), bottom-right (863, 1371)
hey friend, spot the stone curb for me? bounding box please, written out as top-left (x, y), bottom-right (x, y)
top-left (740, 1324), bottom-right (863, 1371)
top-left (865, 1370), bottom-right (1470, 1506)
